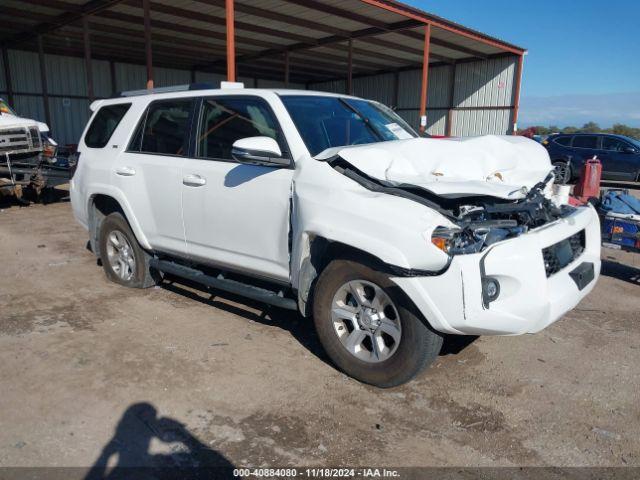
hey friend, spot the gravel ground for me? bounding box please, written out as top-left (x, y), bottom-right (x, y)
top-left (0, 196), bottom-right (638, 474)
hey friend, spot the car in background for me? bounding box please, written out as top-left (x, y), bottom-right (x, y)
top-left (0, 98), bottom-right (57, 160)
top-left (0, 98), bottom-right (64, 201)
top-left (543, 133), bottom-right (640, 184)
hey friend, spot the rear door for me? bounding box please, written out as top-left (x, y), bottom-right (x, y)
top-left (181, 95), bottom-right (294, 282)
top-left (114, 98), bottom-right (195, 256)
top-left (571, 134), bottom-right (601, 172)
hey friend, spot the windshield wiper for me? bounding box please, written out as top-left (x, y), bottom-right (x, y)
top-left (338, 98), bottom-right (384, 142)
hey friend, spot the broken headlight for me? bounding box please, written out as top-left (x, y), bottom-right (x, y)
top-left (431, 225), bottom-right (527, 255)
top-left (431, 226), bottom-right (485, 255)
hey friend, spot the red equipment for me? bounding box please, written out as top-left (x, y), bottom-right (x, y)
top-left (571, 156), bottom-right (602, 204)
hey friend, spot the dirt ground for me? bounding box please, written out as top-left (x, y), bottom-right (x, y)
top-left (0, 194), bottom-right (638, 472)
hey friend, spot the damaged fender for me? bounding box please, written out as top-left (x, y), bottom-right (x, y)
top-left (290, 158), bottom-right (453, 314)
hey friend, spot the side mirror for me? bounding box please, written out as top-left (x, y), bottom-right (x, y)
top-left (231, 136), bottom-right (289, 167)
top-left (622, 146), bottom-right (637, 154)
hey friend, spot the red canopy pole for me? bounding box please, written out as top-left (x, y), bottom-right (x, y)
top-left (512, 53), bottom-right (524, 134)
top-left (226, 0), bottom-right (236, 82)
top-left (418, 23), bottom-right (431, 134)
top-left (2, 47), bottom-right (14, 106)
top-left (82, 16), bottom-right (94, 101)
top-left (284, 51), bottom-right (290, 87)
top-left (143, 0), bottom-right (153, 89)
top-left (37, 35), bottom-right (51, 127)
top-left (347, 38), bottom-right (353, 95)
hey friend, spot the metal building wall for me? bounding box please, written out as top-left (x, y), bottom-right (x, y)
top-left (309, 55), bottom-right (519, 136)
top-left (395, 65), bottom-right (453, 135)
top-left (0, 52), bottom-right (6, 92)
top-left (451, 55), bottom-right (516, 136)
top-left (353, 72), bottom-right (395, 107)
top-left (1, 48), bottom-right (519, 144)
top-left (4, 50), bottom-right (48, 140)
top-left (0, 49), bottom-right (308, 146)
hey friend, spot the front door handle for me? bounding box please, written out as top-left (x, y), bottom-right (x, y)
top-left (183, 174), bottom-right (207, 187)
top-left (115, 166), bottom-right (136, 176)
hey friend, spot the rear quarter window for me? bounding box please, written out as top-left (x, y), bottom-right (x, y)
top-left (127, 99), bottom-right (193, 156)
top-left (84, 103), bottom-right (131, 148)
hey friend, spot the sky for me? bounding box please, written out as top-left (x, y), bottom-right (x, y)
top-left (406, 0), bottom-right (640, 127)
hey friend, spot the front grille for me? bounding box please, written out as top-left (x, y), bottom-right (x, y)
top-left (2, 128), bottom-right (27, 136)
top-left (542, 230), bottom-right (585, 277)
top-left (0, 126), bottom-right (42, 154)
top-left (29, 127), bottom-right (41, 149)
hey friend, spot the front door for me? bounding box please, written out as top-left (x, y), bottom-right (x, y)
top-left (600, 136), bottom-right (639, 180)
top-left (181, 96), bottom-right (294, 282)
top-left (114, 98), bottom-right (195, 256)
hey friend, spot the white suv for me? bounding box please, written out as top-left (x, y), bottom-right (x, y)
top-left (70, 84), bottom-right (601, 387)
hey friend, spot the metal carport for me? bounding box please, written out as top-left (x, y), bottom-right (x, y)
top-left (0, 0), bottom-right (526, 144)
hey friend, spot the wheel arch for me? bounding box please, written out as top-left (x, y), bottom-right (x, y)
top-left (88, 192), bottom-right (150, 258)
top-left (295, 234), bottom-right (447, 318)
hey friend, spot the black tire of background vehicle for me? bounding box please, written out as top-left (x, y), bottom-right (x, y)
top-left (98, 212), bottom-right (159, 289)
top-left (313, 259), bottom-right (443, 388)
top-left (552, 160), bottom-right (572, 184)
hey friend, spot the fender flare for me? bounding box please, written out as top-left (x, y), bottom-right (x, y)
top-left (293, 231), bottom-right (450, 317)
top-left (86, 185), bottom-right (152, 251)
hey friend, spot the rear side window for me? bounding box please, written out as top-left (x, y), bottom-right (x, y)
top-left (553, 136), bottom-right (572, 146)
top-left (573, 136), bottom-right (598, 149)
top-left (84, 103), bottom-right (131, 148)
top-left (129, 99), bottom-right (193, 156)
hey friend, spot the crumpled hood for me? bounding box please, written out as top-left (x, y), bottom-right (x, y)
top-left (317, 135), bottom-right (553, 199)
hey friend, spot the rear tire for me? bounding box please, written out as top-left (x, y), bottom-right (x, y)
top-left (313, 259), bottom-right (443, 388)
top-left (98, 212), bottom-right (158, 288)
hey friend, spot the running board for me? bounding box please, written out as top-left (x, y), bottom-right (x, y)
top-left (149, 258), bottom-right (298, 311)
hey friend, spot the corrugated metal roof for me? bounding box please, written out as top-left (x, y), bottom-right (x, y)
top-left (0, 0), bottom-right (522, 142)
top-left (0, 0), bottom-right (524, 84)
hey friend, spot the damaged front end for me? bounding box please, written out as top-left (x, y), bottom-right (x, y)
top-left (428, 173), bottom-right (575, 256)
top-left (329, 156), bottom-right (574, 257)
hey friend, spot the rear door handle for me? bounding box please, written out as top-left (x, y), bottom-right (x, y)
top-left (115, 166), bottom-right (136, 176)
top-left (183, 174), bottom-right (206, 187)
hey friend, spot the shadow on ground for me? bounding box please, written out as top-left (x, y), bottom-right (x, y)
top-left (601, 259), bottom-right (640, 285)
top-left (161, 277), bottom-right (478, 371)
top-left (84, 402), bottom-right (235, 480)
top-left (0, 186), bottom-right (69, 209)
top-left (161, 278), bottom-right (330, 365)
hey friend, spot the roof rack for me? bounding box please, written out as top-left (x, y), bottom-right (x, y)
top-left (116, 83), bottom-right (216, 98)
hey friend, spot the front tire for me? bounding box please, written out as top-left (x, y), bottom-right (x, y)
top-left (98, 212), bottom-right (157, 288)
top-left (313, 259), bottom-right (443, 388)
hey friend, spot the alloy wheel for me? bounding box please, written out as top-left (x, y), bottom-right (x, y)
top-left (331, 280), bottom-right (402, 363)
top-left (105, 230), bottom-right (136, 282)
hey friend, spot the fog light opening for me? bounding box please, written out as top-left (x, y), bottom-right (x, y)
top-left (482, 278), bottom-right (500, 306)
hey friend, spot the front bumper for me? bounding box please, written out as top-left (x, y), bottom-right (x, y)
top-left (392, 205), bottom-right (601, 335)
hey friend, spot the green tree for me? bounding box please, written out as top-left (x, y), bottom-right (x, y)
top-left (612, 123), bottom-right (640, 139)
top-left (580, 122), bottom-right (600, 133)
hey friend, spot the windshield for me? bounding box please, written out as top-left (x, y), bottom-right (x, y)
top-left (0, 99), bottom-right (17, 116)
top-left (280, 95), bottom-right (418, 156)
